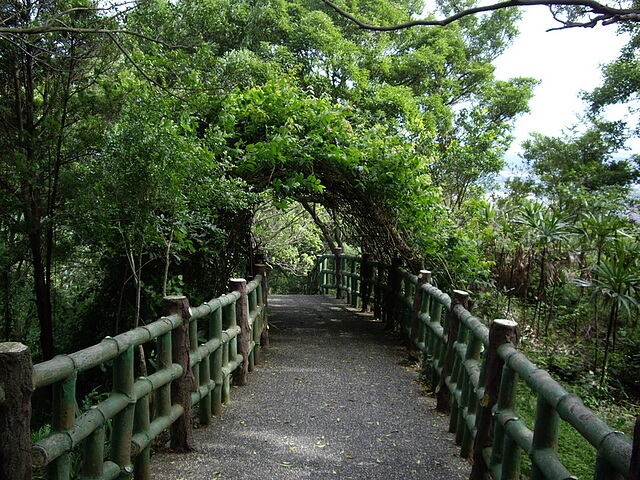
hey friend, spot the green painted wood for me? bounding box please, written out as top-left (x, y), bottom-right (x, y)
top-left (222, 302), bottom-right (235, 404)
top-left (81, 423), bottom-right (105, 479)
top-left (155, 330), bottom-right (172, 419)
top-left (133, 391), bottom-right (151, 480)
top-left (48, 370), bottom-right (77, 480)
top-left (110, 346), bottom-right (135, 473)
top-left (211, 307), bottom-right (224, 415)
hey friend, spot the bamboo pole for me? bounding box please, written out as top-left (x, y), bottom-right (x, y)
top-left (335, 248), bottom-right (344, 299)
top-left (255, 264), bottom-right (269, 347)
top-left (111, 346), bottom-right (135, 473)
top-left (410, 270), bottom-right (431, 348)
top-left (133, 390), bottom-right (151, 479)
top-left (230, 279), bottom-right (250, 386)
top-left (211, 306), bottom-right (224, 415)
top-left (360, 253), bottom-right (372, 312)
top-left (436, 290), bottom-right (469, 412)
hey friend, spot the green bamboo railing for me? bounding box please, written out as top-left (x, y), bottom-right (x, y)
top-left (0, 268), bottom-right (267, 480)
top-left (307, 253), bottom-right (639, 480)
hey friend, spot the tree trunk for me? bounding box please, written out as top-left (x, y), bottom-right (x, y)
top-left (27, 224), bottom-right (54, 361)
top-left (301, 201), bottom-right (339, 256)
top-left (600, 302), bottom-right (618, 386)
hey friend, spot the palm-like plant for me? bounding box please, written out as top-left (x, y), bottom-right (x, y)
top-left (515, 202), bottom-right (572, 335)
top-left (575, 212), bottom-right (624, 268)
top-left (572, 211), bottom-right (625, 360)
top-left (575, 251), bottom-right (640, 385)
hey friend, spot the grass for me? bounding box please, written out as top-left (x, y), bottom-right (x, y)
top-left (506, 346), bottom-right (638, 480)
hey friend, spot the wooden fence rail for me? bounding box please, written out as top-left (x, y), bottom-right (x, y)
top-left (0, 268), bottom-right (268, 480)
top-left (307, 253), bottom-right (639, 480)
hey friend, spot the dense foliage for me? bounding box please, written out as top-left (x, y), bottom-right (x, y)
top-left (0, 0), bottom-right (638, 429)
top-left (0, 0), bottom-right (535, 361)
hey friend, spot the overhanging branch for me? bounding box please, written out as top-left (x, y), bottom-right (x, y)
top-left (0, 26), bottom-right (181, 49)
top-left (318, 0), bottom-right (640, 30)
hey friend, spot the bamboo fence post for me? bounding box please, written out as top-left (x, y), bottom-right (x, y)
top-left (449, 308), bottom-right (471, 436)
top-left (344, 257), bottom-right (351, 304)
top-left (0, 342), bottom-right (32, 480)
top-left (430, 299), bottom-right (446, 387)
top-left (436, 290), bottom-right (469, 412)
top-left (247, 287), bottom-right (257, 370)
top-left (360, 253), bottom-right (372, 312)
top-left (312, 256), bottom-right (320, 294)
top-left (83, 424), bottom-right (106, 479)
top-left (50, 368), bottom-right (77, 478)
top-left (255, 264), bottom-right (269, 347)
top-left (459, 332), bottom-right (484, 459)
top-left (470, 319), bottom-right (519, 480)
top-left (230, 279), bottom-right (250, 386)
top-left (211, 306), bottom-right (224, 415)
top-left (155, 328), bottom-right (172, 421)
top-left (222, 301), bottom-right (236, 404)
top-left (162, 295), bottom-right (196, 452)
top-left (386, 258), bottom-right (402, 330)
top-left (110, 347), bottom-right (134, 473)
top-left (319, 255), bottom-right (327, 294)
top-left (350, 257), bottom-right (358, 307)
top-left (374, 263), bottom-right (384, 320)
top-left (198, 342), bottom-right (212, 426)
top-left (335, 248), bottom-right (344, 299)
top-left (133, 389), bottom-right (151, 479)
top-left (411, 270), bottom-right (431, 348)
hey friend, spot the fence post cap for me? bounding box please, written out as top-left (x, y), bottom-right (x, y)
top-left (0, 342), bottom-right (28, 353)
top-left (493, 319), bottom-right (518, 328)
top-left (418, 270), bottom-right (432, 285)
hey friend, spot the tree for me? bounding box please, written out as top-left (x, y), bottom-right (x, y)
top-left (520, 123), bottom-right (640, 211)
top-left (252, 202), bottom-right (325, 293)
top-left (587, 24), bottom-right (640, 133)
top-left (576, 250), bottom-right (640, 385)
top-left (515, 202), bottom-right (571, 335)
top-left (0, 0), bottom-right (120, 359)
top-left (319, 0), bottom-right (640, 30)
top-left (430, 77), bottom-right (537, 209)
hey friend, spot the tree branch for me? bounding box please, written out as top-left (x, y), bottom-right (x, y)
top-left (318, 0), bottom-right (640, 30)
top-left (0, 26), bottom-right (182, 48)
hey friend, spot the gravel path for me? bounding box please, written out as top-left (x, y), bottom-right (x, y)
top-left (149, 294), bottom-right (471, 479)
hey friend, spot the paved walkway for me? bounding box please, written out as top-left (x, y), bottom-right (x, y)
top-left (150, 295), bottom-right (471, 479)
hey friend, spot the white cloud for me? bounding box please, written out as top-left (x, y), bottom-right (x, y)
top-left (493, 7), bottom-right (632, 157)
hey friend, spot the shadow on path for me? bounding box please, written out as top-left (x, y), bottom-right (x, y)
top-left (150, 295), bottom-right (471, 479)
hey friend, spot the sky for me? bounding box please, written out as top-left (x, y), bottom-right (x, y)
top-left (491, 7), bottom-right (632, 164)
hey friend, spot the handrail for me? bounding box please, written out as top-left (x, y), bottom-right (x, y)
top-left (307, 253), bottom-right (639, 480)
top-left (0, 265), bottom-right (269, 480)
